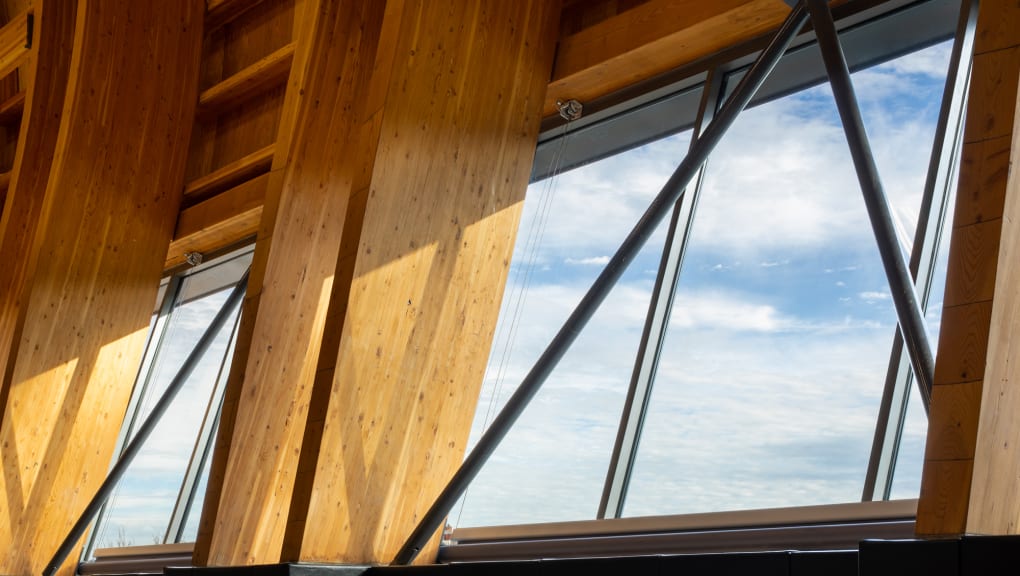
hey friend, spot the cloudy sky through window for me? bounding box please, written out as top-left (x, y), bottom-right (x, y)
top-left (454, 39), bottom-right (953, 527)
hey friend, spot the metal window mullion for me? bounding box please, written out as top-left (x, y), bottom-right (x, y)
top-left (165, 299), bottom-right (244, 542)
top-left (597, 69), bottom-right (724, 520)
top-left (861, 0), bottom-right (976, 501)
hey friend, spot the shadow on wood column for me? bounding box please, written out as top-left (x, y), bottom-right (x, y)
top-left (287, 0), bottom-right (560, 565)
top-left (0, 0), bottom-right (74, 427)
top-left (194, 0), bottom-right (560, 567)
top-left (194, 0), bottom-right (395, 565)
top-left (0, 1), bottom-right (204, 574)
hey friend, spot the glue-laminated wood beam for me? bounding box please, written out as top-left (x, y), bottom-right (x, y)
top-left (0, 2), bottom-right (203, 574)
top-left (194, 0), bottom-right (559, 567)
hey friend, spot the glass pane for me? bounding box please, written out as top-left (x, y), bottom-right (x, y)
top-left (890, 50), bottom-right (959, 495)
top-left (624, 42), bottom-right (950, 515)
top-left (454, 129), bottom-right (693, 527)
top-left (179, 321), bottom-right (238, 542)
top-left (90, 252), bottom-right (250, 549)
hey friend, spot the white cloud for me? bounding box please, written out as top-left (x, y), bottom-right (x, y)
top-left (879, 41), bottom-right (953, 78)
top-left (859, 290), bottom-right (890, 302)
top-left (565, 255), bottom-right (610, 266)
top-left (669, 291), bottom-right (788, 332)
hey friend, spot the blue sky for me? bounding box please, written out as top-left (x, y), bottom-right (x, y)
top-left (454, 40), bottom-right (953, 527)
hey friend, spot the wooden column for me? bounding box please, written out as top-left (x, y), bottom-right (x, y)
top-left (0, 1), bottom-right (203, 574)
top-left (196, 0), bottom-right (395, 564)
top-left (195, 0), bottom-right (559, 566)
top-left (916, 0), bottom-right (1020, 536)
top-left (964, 0), bottom-right (1020, 535)
top-left (287, 0), bottom-right (559, 564)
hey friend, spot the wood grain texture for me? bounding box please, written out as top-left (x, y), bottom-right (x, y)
top-left (545, 0), bottom-right (790, 117)
top-left (186, 0), bottom-right (292, 185)
top-left (973, 0), bottom-right (1020, 56)
top-left (294, 0), bottom-right (560, 564)
top-left (198, 42), bottom-right (294, 116)
top-left (199, 0), bottom-right (394, 564)
top-left (0, 89), bottom-right (23, 125)
top-left (206, 0), bottom-right (266, 33)
top-left (184, 142), bottom-right (275, 204)
top-left (963, 46), bottom-right (1020, 144)
top-left (0, 2), bottom-right (204, 574)
top-left (941, 218), bottom-right (1001, 308)
top-left (926, 381), bottom-right (983, 461)
top-left (917, 459), bottom-right (974, 535)
top-left (0, 0), bottom-right (77, 435)
top-left (933, 302), bottom-right (993, 386)
top-left (0, 168), bottom-right (8, 207)
top-left (918, 0), bottom-right (1020, 537)
top-left (954, 136), bottom-right (1011, 227)
top-left (967, 53), bottom-right (1020, 534)
top-left (0, 7), bottom-right (30, 81)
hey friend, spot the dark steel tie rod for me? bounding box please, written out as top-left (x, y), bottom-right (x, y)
top-left (392, 4), bottom-right (811, 565)
top-left (43, 268), bottom-right (251, 576)
top-left (805, 0), bottom-right (935, 406)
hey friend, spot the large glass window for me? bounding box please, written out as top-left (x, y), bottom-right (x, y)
top-left (624, 41), bottom-right (953, 515)
top-left (454, 1), bottom-right (966, 531)
top-left (86, 248), bottom-right (251, 552)
top-left (453, 129), bottom-right (693, 527)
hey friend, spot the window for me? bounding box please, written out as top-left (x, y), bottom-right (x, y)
top-left (454, 129), bottom-right (694, 527)
top-left (452, 0), bottom-right (967, 534)
top-left (85, 248), bottom-right (251, 553)
top-left (626, 40), bottom-right (954, 515)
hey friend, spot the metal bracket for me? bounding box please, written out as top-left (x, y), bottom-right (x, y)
top-left (557, 99), bottom-right (583, 121)
top-left (185, 252), bottom-right (204, 267)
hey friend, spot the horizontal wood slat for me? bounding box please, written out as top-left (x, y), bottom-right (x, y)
top-left (0, 89), bottom-right (24, 125)
top-left (544, 0), bottom-right (790, 117)
top-left (205, 0), bottom-right (266, 32)
top-left (199, 43), bottom-right (294, 116)
top-left (183, 143), bottom-right (275, 204)
top-left (0, 8), bottom-right (31, 82)
top-left (166, 172), bottom-right (267, 269)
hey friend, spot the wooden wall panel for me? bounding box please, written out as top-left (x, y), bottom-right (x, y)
top-left (292, 0), bottom-right (560, 564)
top-left (0, 2), bottom-right (204, 574)
top-left (917, 0), bottom-right (1020, 537)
